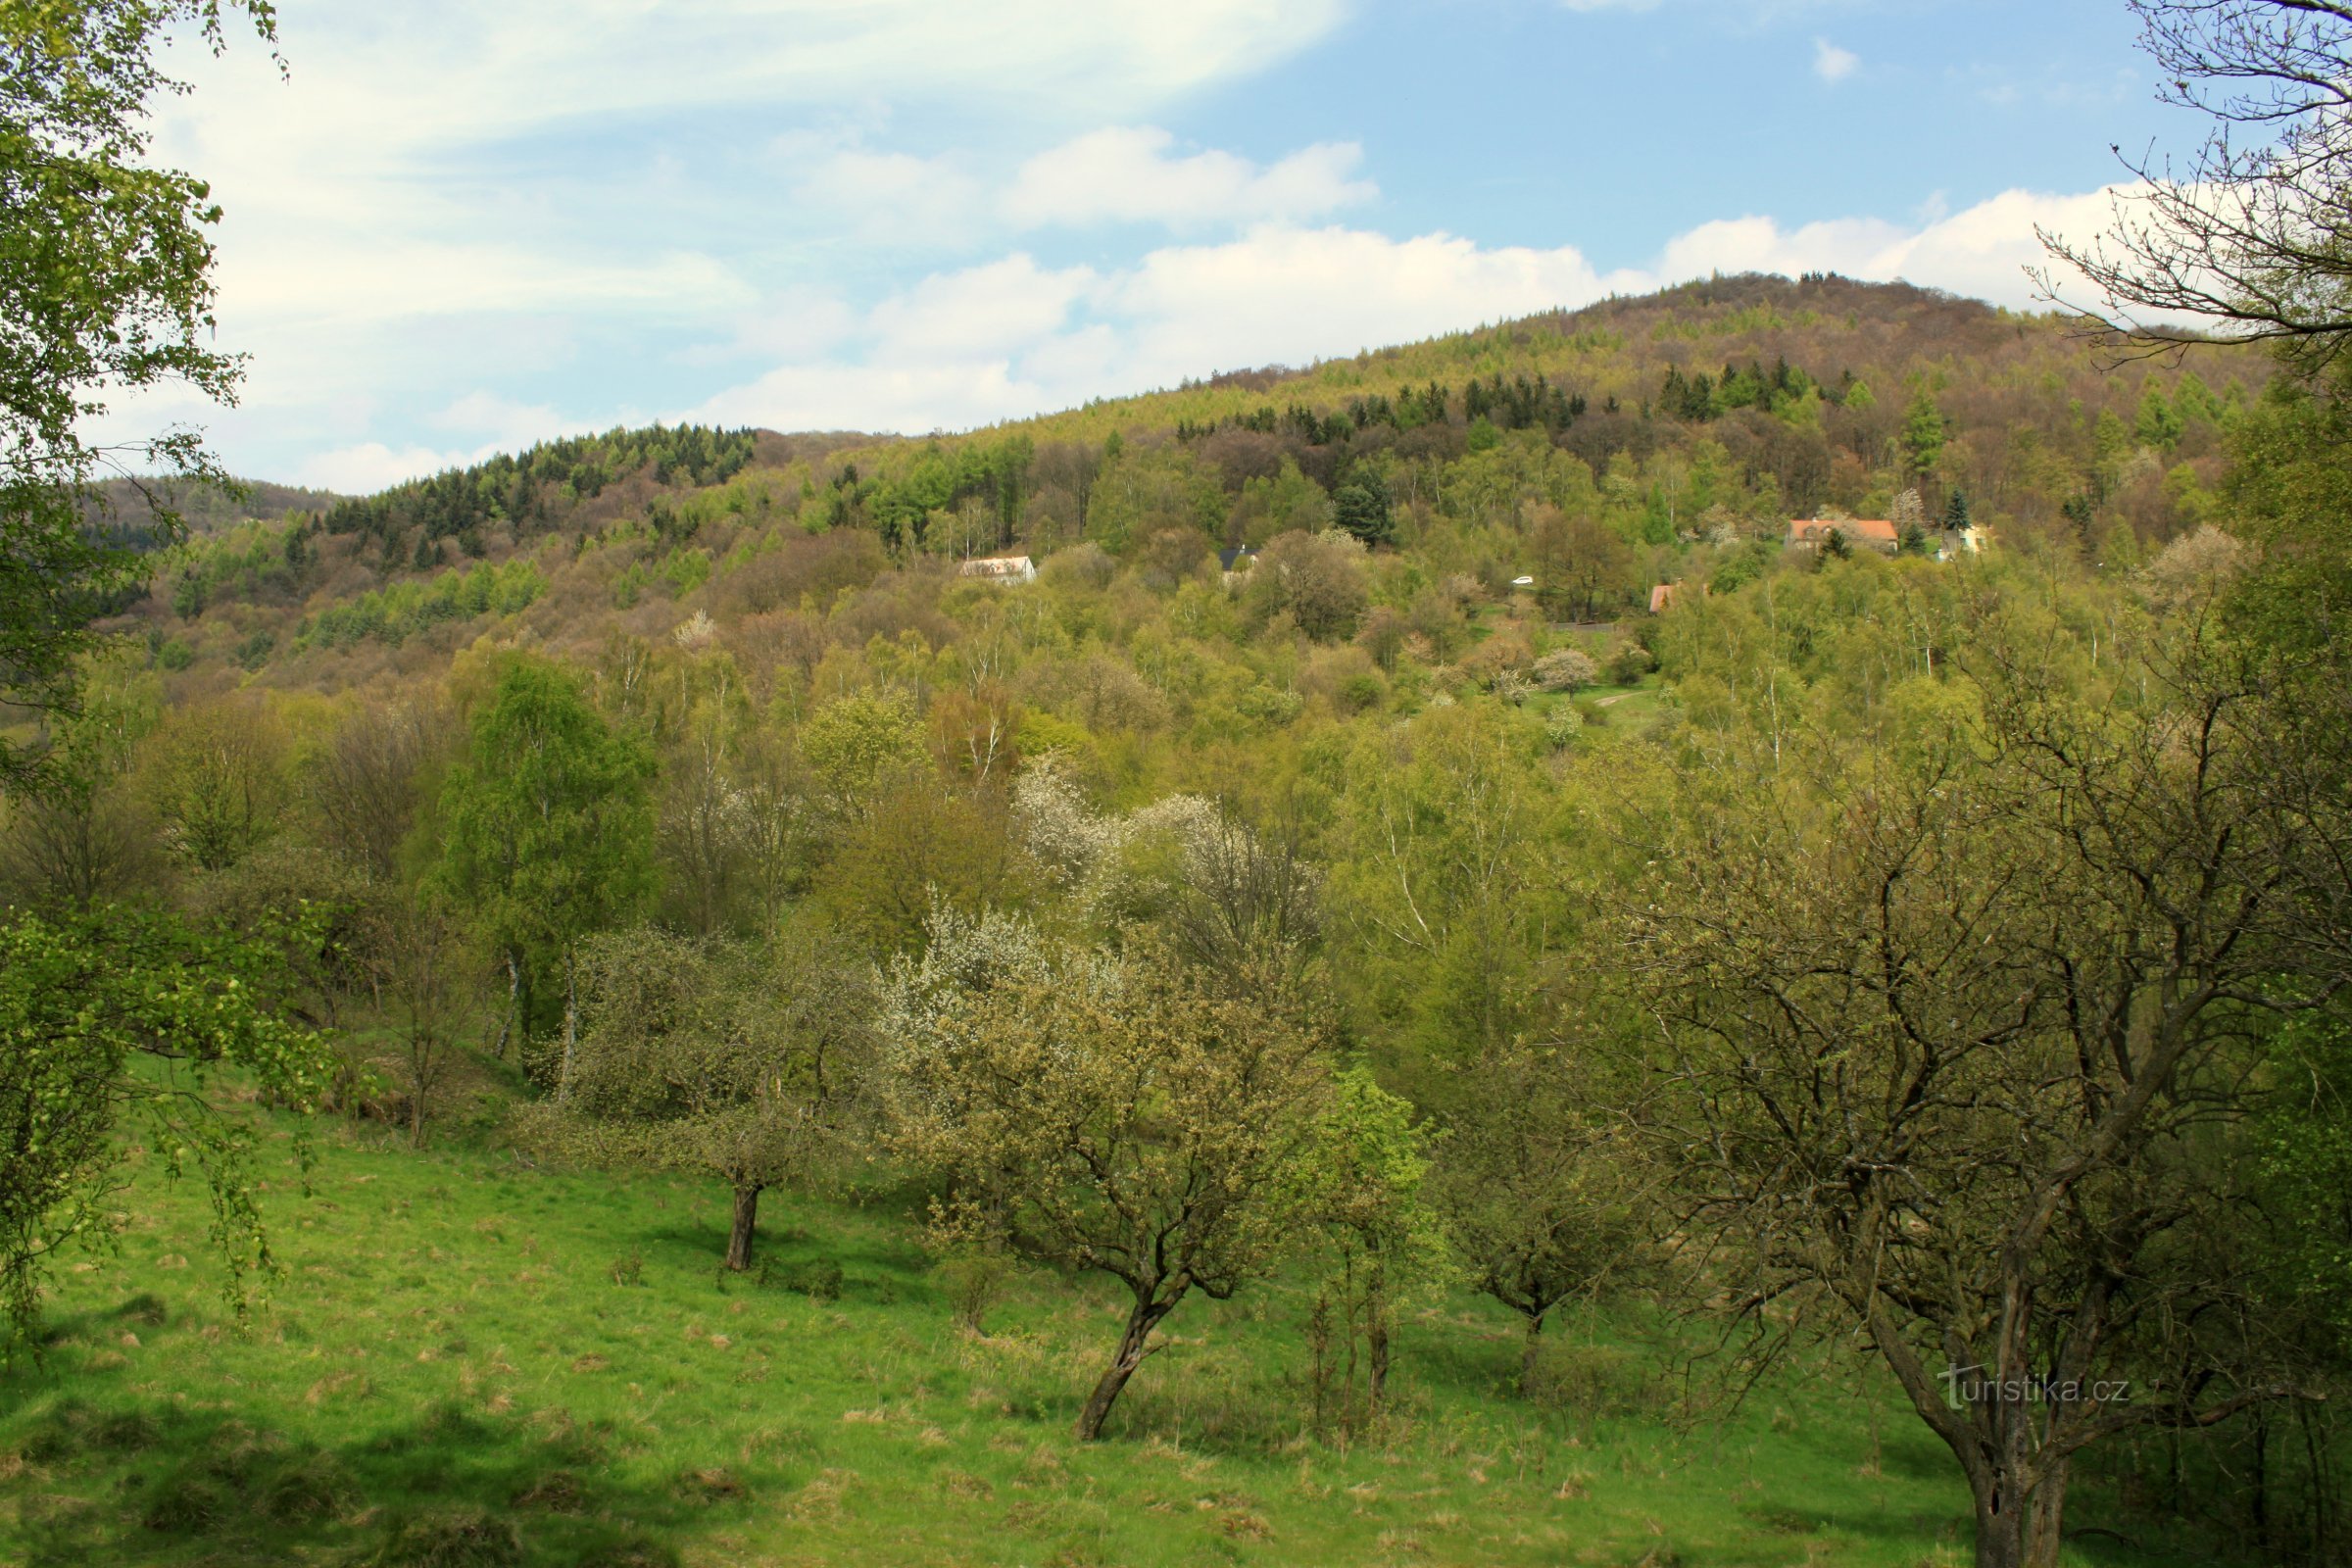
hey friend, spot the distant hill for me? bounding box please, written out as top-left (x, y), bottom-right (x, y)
top-left (123, 271), bottom-right (2268, 685)
top-left (92, 475), bottom-right (348, 536)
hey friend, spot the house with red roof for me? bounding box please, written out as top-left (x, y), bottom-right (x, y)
top-left (1787, 517), bottom-right (1899, 554)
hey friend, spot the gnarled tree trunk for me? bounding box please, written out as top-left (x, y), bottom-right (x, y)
top-left (725, 1184), bottom-right (761, 1272)
top-left (1968, 1456), bottom-right (2068, 1568)
top-left (1075, 1294), bottom-right (1176, 1441)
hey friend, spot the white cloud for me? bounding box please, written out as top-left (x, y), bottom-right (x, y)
top-left (869, 256), bottom-right (1100, 361)
top-left (789, 149), bottom-right (990, 244)
top-left (681, 224), bottom-right (1642, 434)
top-left (1004, 127), bottom-right (1375, 228)
top-left (1654, 184), bottom-right (2137, 311)
top-left (1814, 38), bottom-right (1859, 82)
top-left (295, 441), bottom-right (480, 494)
top-left (134, 2), bottom-right (1354, 477)
top-left (678, 185), bottom-right (2146, 441)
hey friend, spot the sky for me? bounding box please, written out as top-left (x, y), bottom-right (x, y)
top-left (122, 0), bottom-right (2209, 493)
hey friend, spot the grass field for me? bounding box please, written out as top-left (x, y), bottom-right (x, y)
top-left (0, 1107), bottom-right (2241, 1567)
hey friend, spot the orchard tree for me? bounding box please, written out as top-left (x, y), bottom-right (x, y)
top-left (1427, 1042), bottom-right (1646, 1393)
top-left (1621, 623), bottom-right (2347, 1568)
top-left (0, 1), bottom-right (277, 797)
top-left (434, 657), bottom-right (655, 1082)
top-left (529, 921), bottom-right (873, 1270)
top-left (884, 920), bottom-right (1333, 1440)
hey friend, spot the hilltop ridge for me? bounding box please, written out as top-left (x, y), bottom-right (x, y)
top-left (120, 271), bottom-right (2260, 693)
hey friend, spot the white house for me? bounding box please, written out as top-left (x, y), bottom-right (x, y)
top-left (958, 555), bottom-right (1037, 584)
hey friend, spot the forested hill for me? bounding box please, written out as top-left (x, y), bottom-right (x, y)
top-left (120, 271), bottom-right (2262, 689)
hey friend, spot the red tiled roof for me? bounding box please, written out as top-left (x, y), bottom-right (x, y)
top-left (1788, 517), bottom-right (1898, 545)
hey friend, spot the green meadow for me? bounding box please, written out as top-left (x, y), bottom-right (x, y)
top-left (1, 1106), bottom-right (2231, 1568)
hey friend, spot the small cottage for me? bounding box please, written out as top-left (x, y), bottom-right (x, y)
top-left (958, 555), bottom-right (1038, 584)
top-left (1787, 517), bottom-right (1898, 554)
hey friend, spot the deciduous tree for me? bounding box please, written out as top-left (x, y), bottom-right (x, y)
top-left (434, 657), bottom-right (655, 1081)
top-left (530, 921), bottom-right (873, 1270)
top-left (0, 0), bottom-right (277, 797)
top-left (884, 923), bottom-right (1332, 1440)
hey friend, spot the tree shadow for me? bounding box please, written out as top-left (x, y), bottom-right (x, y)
top-left (3, 1375), bottom-right (762, 1567)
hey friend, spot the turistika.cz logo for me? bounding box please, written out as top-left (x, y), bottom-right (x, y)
top-left (1939, 1367), bottom-right (2131, 1411)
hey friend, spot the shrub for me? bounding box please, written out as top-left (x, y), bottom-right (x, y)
top-left (1531, 647), bottom-right (1598, 693)
top-left (935, 1249), bottom-right (1010, 1335)
top-left (765, 1257), bottom-right (844, 1301)
top-left (259, 1447), bottom-right (359, 1524)
top-left (1606, 641), bottom-right (1657, 686)
top-left (141, 1473), bottom-right (230, 1534)
top-left (373, 1505), bottom-right (523, 1568)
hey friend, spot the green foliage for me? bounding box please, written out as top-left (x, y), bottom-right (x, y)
top-left (318, 425), bottom-right (758, 556)
top-left (0, 904), bottom-right (332, 1347)
top-left (2136, 379), bottom-right (2185, 450)
top-left (298, 558), bottom-right (544, 650)
top-left (1899, 389), bottom-right (1946, 475)
top-left (0, 0), bottom-right (275, 795)
top-left (3, 1109), bottom-right (2199, 1568)
top-left (522, 922), bottom-right (871, 1267)
top-left (433, 658), bottom-right (656, 1039)
top-left (798, 693), bottom-right (924, 809)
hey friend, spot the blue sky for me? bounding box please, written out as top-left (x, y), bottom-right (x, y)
top-left (124, 0), bottom-right (2202, 492)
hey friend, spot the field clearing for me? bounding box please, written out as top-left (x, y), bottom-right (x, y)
top-left (0, 1112), bottom-right (2228, 1568)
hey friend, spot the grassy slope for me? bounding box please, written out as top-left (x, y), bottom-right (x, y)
top-left (2, 1109), bottom-right (2225, 1568)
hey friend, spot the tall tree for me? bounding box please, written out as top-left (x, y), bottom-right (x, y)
top-left (434, 657), bottom-right (656, 1081)
top-left (0, 1), bottom-right (276, 797)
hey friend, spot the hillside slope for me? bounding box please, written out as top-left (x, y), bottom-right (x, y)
top-left (123, 272), bottom-right (2262, 697)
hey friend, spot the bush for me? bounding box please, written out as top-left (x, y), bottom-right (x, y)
top-left (1607, 641), bottom-right (1657, 686)
top-left (373, 1506), bottom-right (523, 1568)
top-left (764, 1256), bottom-right (844, 1301)
top-left (935, 1249), bottom-right (1010, 1334)
top-left (260, 1447), bottom-right (359, 1524)
top-left (142, 1473), bottom-right (230, 1534)
top-left (1531, 647), bottom-right (1599, 693)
